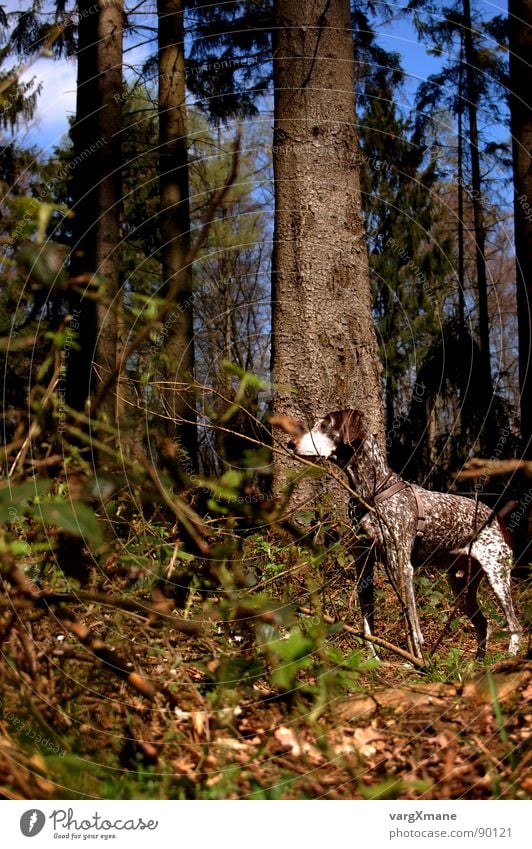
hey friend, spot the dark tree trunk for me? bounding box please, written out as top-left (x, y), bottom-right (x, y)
top-left (157, 0), bottom-right (197, 474)
top-left (456, 42), bottom-right (468, 451)
top-left (509, 0), bottom-right (532, 559)
top-left (271, 0), bottom-right (384, 502)
top-left (462, 0), bottom-right (496, 453)
top-left (457, 46), bottom-right (466, 337)
top-left (67, 1), bottom-right (123, 423)
top-left (509, 0), bottom-right (532, 459)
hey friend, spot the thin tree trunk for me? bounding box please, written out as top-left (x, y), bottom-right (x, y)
top-left (271, 0), bottom-right (384, 502)
top-left (509, 0), bottom-right (532, 458)
top-left (158, 0), bottom-right (197, 474)
top-left (457, 46), bottom-right (467, 449)
top-left (462, 0), bottom-right (495, 452)
top-left (96, 0), bottom-right (123, 423)
top-left (67, 1), bottom-right (123, 423)
top-left (457, 45), bottom-right (465, 337)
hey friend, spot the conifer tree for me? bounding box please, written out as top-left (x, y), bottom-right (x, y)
top-left (509, 0), bottom-right (532, 458)
top-left (408, 0), bottom-right (509, 454)
top-left (356, 32), bottom-right (451, 455)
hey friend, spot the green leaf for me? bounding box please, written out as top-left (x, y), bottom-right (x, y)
top-left (37, 501), bottom-right (103, 547)
top-left (9, 540), bottom-right (32, 556)
top-left (17, 240), bottom-right (67, 288)
top-left (215, 657), bottom-right (265, 689)
top-left (268, 630), bottom-right (314, 663)
top-left (219, 469), bottom-right (243, 489)
top-left (0, 478), bottom-right (53, 521)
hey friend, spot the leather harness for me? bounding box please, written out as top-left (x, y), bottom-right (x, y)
top-left (371, 470), bottom-right (516, 545)
top-left (371, 470), bottom-right (427, 538)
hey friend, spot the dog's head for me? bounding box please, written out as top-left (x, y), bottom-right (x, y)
top-left (288, 409), bottom-right (366, 461)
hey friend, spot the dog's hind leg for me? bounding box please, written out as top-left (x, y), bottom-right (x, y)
top-left (447, 555), bottom-right (488, 659)
top-left (468, 532), bottom-right (522, 655)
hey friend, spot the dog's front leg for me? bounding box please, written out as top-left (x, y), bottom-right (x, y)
top-left (355, 541), bottom-right (376, 641)
top-left (385, 544), bottom-right (425, 661)
top-left (401, 557), bottom-right (425, 660)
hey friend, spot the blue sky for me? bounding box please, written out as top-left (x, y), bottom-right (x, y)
top-left (6, 0), bottom-right (509, 153)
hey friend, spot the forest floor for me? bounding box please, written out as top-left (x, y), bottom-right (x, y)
top-left (0, 535), bottom-right (530, 801)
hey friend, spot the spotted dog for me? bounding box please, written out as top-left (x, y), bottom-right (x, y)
top-left (289, 409), bottom-right (522, 660)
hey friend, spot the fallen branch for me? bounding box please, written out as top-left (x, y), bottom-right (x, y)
top-left (0, 334), bottom-right (37, 352)
top-left (0, 580), bottom-right (200, 634)
top-left (457, 458), bottom-right (532, 479)
top-left (56, 613), bottom-right (159, 702)
top-left (297, 605), bottom-right (425, 669)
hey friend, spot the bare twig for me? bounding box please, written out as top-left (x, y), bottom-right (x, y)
top-left (8, 360), bottom-right (61, 477)
top-left (0, 582), bottom-right (201, 634)
top-left (138, 454), bottom-right (213, 558)
top-left (0, 335), bottom-right (37, 352)
top-left (91, 132), bottom-right (242, 415)
top-left (57, 613), bottom-right (159, 702)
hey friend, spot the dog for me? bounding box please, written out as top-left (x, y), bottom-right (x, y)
top-left (289, 409), bottom-right (522, 660)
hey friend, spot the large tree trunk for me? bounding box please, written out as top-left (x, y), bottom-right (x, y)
top-left (67, 1), bottom-right (123, 423)
top-left (509, 0), bottom-right (532, 459)
top-left (157, 0), bottom-right (197, 474)
top-left (271, 0), bottom-right (384, 503)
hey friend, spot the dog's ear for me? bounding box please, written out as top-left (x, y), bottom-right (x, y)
top-left (330, 409), bottom-right (365, 445)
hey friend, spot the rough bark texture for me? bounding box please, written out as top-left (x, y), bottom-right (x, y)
top-left (158, 0), bottom-right (197, 473)
top-left (67, 1), bottom-right (123, 423)
top-left (509, 0), bottom-right (532, 459)
top-left (96, 1), bottom-right (123, 423)
top-left (271, 0), bottom-right (384, 503)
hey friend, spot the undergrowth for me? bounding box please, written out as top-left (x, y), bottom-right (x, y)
top-left (1, 451), bottom-right (530, 799)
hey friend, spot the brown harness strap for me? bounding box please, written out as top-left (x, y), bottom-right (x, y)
top-left (371, 478), bottom-right (515, 546)
top-left (372, 478), bottom-right (426, 538)
top-left (373, 480), bottom-right (409, 503)
top-left (412, 487), bottom-right (426, 538)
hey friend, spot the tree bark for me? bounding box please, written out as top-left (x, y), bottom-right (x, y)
top-left (67, 1), bottom-right (123, 423)
top-left (462, 0), bottom-right (496, 453)
top-left (158, 0), bottom-right (197, 473)
top-left (271, 0), bottom-right (384, 503)
top-left (509, 0), bottom-right (532, 458)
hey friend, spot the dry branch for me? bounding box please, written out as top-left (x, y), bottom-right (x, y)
top-left (0, 335), bottom-right (38, 352)
top-left (458, 458), bottom-right (532, 479)
top-left (0, 580), bottom-right (201, 634)
top-left (57, 613), bottom-right (159, 702)
top-left (297, 605), bottom-right (425, 669)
